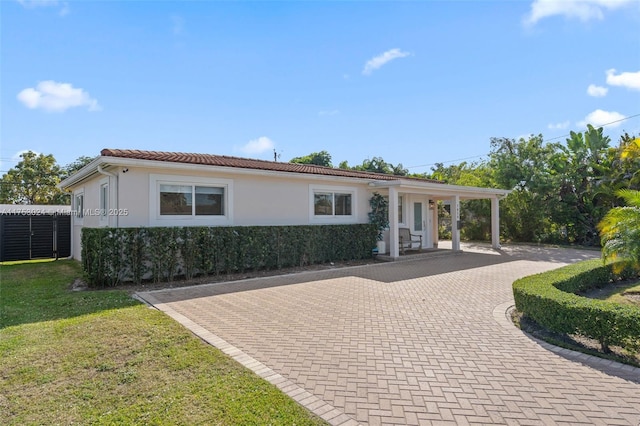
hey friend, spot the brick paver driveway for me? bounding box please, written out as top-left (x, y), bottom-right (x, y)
top-left (138, 244), bottom-right (640, 425)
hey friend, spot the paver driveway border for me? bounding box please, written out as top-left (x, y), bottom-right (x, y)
top-left (137, 244), bottom-right (640, 425)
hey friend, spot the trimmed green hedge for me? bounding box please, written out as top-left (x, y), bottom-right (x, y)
top-left (513, 259), bottom-right (640, 352)
top-left (81, 224), bottom-right (377, 287)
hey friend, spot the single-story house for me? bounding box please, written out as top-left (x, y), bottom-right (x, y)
top-left (58, 149), bottom-right (510, 260)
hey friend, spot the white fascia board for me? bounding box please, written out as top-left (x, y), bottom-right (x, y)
top-left (369, 179), bottom-right (510, 199)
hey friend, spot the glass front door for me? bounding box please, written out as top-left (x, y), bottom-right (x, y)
top-left (413, 202), bottom-right (423, 231)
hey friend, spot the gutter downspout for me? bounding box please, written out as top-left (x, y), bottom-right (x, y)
top-left (97, 165), bottom-right (119, 228)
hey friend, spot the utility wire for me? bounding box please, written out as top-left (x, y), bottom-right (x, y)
top-left (407, 112), bottom-right (640, 170)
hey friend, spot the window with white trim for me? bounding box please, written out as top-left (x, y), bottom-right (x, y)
top-left (309, 185), bottom-right (357, 223)
top-left (313, 192), bottom-right (352, 216)
top-left (74, 192), bottom-right (84, 219)
top-left (380, 195), bottom-right (404, 225)
top-left (100, 182), bottom-right (109, 224)
top-left (160, 184), bottom-right (224, 216)
top-left (149, 174), bottom-right (233, 226)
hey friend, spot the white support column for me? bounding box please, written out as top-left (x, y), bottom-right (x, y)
top-left (389, 186), bottom-right (400, 258)
top-left (425, 198), bottom-right (433, 249)
top-left (451, 195), bottom-right (461, 252)
top-left (491, 196), bottom-right (501, 249)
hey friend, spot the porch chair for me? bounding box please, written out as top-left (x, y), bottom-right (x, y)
top-left (399, 228), bottom-right (422, 254)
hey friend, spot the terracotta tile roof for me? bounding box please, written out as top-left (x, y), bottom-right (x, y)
top-left (100, 149), bottom-right (442, 183)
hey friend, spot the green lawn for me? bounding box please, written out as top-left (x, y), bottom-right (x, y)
top-left (0, 260), bottom-right (326, 425)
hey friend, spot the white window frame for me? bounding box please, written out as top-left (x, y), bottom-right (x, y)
top-left (99, 178), bottom-right (109, 226)
top-left (149, 174), bottom-right (233, 226)
top-left (309, 184), bottom-right (357, 224)
top-left (384, 194), bottom-right (405, 225)
top-left (73, 190), bottom-right (84, 224)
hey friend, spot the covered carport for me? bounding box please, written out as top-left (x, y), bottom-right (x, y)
top-left (367, 180), bottom-right (510, 259)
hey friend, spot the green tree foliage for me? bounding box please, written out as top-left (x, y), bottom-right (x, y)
top-left (488, 135), bottom-right (560, 242)
top-left (62, 155), bottom-right (96, 179)
top-left (598, 189), bottom-right (640, 270)
top-left (0, 151), bottom-right (67, 205)
top-left (0, 152), bottom-right (94, 205)
top-left (306, 154), bottom-right (408, 176)
top-left (424, 127), bottom-right (635, 246)
top-left (350, 157), bottom-right (408, 176)
top-left (553, 125), bottom-right (613, 245)
top-left (615, 133), bottom-right (640, 190)
top-left (289, 150), bottom-right (333, 167)
top-left (368, 192), bottom-right (389, 240)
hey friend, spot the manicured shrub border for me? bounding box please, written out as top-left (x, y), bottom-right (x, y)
top-left (513, 259), bottom-right (640, 353)
top-left (81, 224), bottom-right (377, 287)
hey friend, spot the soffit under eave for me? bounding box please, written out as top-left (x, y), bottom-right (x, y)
top-left (370, 182), bottom-right (509, 199)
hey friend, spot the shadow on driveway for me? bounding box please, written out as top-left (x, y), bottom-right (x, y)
top-left (140, 244), bottom-right (600, 305)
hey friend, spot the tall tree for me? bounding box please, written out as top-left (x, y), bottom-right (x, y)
top-left (289, 151), bottom-right (333, 167)
top-left (555, 125), bottom-right (612, 245)
top-left (488, 135), bottom-right (560, 242)
top-left (0, 151), bottom-right (67, 205)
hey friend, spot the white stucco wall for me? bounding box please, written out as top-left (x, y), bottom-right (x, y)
top-left (66, 164), bottom-right (376, 259)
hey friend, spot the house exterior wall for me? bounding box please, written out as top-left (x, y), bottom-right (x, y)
top-left (70, 175), bottom-right (105, 261)
top-left (68, 165), bottom-right (376, 260)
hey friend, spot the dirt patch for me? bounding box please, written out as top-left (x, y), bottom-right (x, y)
top-left (580, 279), bottom-right (640, 306)
top-left (70, 278), bottom-right (89, 291)
top-left (624, 292), bottom-right (640, 303)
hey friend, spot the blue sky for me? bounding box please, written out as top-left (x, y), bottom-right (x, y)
top-left (2, 0), bottom-right (639, 175)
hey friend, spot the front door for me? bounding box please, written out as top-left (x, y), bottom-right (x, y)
top-left (413, 202), bottom-right (425, 248)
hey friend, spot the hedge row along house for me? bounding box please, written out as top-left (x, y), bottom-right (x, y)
top-left (59, 149), bottom-right (510, 262)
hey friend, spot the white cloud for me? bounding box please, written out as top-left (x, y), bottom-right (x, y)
top-left (362, 48), bottom-right (411, 76)
top-left (586, 84), bottom-right (608, 97)
top-left (171, 15), bottom-right (185, 35)
top-left (238, 136), bottom-right (274, 155)
top-left (318, 110), bottom-right (339, 116)
top-left (606, 68), bottom-right (640, 91)
top-left (524, 0), bottom-right (634, 26)
top-left (577, 109), bottom-right (626, 128)
top-left (17, 0), bottom-right (57, 7)
top-left (548, 120), bottom-right (570, 130)
top-left (59, 2), bottom-right (69, 16)
top-left (17, 80), bottom-right (100, 112)
top-left (17, 0), bottom-right (69, 16)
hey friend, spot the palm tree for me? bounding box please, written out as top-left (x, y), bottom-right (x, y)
top-left (598, 189), bottom-right (640, 270)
